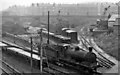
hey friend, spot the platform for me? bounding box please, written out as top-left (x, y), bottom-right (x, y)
top-left (0, 42), bottom-right (7, 47)
top-left (7, 47), bottom-right (46, 60)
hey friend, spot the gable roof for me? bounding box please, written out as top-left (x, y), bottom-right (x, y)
top-left (108, 14), bottom-right (120, 21)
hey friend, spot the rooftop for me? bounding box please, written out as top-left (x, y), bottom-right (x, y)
top-left (66, 30), bottom-right (76, 33)
top-left (55, 35), bottom-right (70, 40)
top-left (62, 28), bottom-right (70, 31)
top-left (108, 14), bottom-right (120, 21)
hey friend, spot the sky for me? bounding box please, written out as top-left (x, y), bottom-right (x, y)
top-left (0, 0), bottom-right (119, 11)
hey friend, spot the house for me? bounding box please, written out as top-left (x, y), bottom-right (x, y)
top-left (108, 14), bottom-right (119, 27)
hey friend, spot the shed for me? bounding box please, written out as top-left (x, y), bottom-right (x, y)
top-left (66, 30), bottom-right (78, 43)
top-left (108, 14), bottom-right (119, 27)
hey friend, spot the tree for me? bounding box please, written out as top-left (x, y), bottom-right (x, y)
top-left (54, 18), bottom-right (70, 34)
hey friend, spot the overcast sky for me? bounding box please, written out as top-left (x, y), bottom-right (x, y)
top-left (0, 0), bottom-right (119, 11)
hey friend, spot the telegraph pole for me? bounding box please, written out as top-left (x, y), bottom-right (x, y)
top-left (40, 29), bottom-right (43, 73)
top-left (47, 11), bottom-right (50, 44)
top-left (30, 37), bottom-right (33, 73)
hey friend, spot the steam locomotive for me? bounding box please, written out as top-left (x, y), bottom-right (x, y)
top-left (42, 44), bottom-right (100, 74)
top-left (32, 27), bottom-right (100, 73)
top-left (2, 28), bottom-right (101, 74)
top-left (40, 28), bottom-right (100, 73)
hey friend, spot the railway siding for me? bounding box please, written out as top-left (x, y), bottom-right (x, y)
top-left (90, 38), bottom-right (118, 65)
top-left (1, 42), bottom-right (79, 75)
top-left (0, 59), bottom-right (21, 75)
top-left (80, 35), bottom-right (118, 73)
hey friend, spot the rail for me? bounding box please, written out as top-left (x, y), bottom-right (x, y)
top-left (48, 63), bottom-right (70, 75)
top-left (0, 59), bottom-right (22, 75)
top-left (58, 59), bottom-right (102, 75)
top-left (0, 67), bottom-right (9, 75)
top-left (1, 43), bottom-right (73, 75)
top-left (80, 35), bottom-right (115, 68)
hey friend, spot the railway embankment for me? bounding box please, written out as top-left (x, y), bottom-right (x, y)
top-left (94, 32), bottom-right (119, 61)
top-left (79, 25), bottom-right (119, 73)
top-left (90, 38), bottom-right (118, 73)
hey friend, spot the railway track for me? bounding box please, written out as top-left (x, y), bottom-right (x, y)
top-left (0, 66), bottom-right (9, 75)
top-left (81, 39), bottom-right (114, 68)
top-left (44, 64), bottom-right (70, 75)
top-left (56, 59), bottom-right (101, 75)
top-left (2, 38), bottom-right (102, 75)
top-left (0, 57), bottom-right (72, 75)
top-left (1, 43), bottom-right (77, 75)
top-left (1, 51), bottom-right (69, 75)
top-left (79, 38), bottom-right (112, 68)
top-left (2, 32), bottom-right (113, 74)
top-left (48, 63), bottom-right (77, 74)
top-left (80, 35), bottom-right (115, 69)
top-left (41, 61), bottom-right (74, 75)
top-left (0, 59), bottom-right (22, 75)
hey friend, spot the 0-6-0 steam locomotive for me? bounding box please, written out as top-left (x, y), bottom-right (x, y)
top-left (43, 43), bottom-right (100, 74)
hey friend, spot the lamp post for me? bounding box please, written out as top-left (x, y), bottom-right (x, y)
top-left (30, 37), bottom-right (33, 73)
top-left (39, 28), bottom-right (43, 73)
